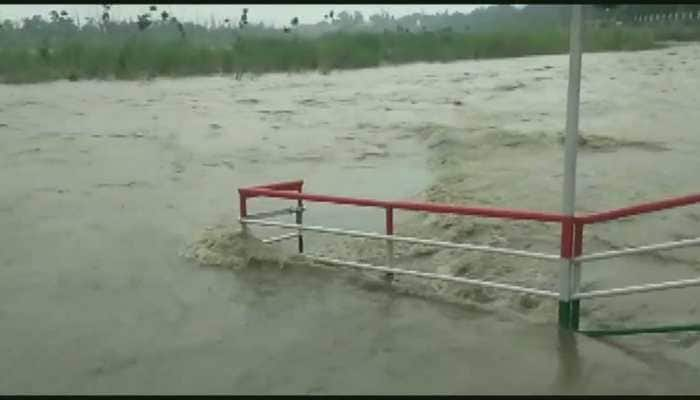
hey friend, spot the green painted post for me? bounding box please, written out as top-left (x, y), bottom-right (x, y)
top-left (558, 218), bottom-right (573, 330)
top-left (571, 300), bottom-right (580, 330)
top-left (559, 300), bottom-right (579, 330)
top-left (559, 301), bottom-right (572, 329)
top-left (570, 222), bottom-right (584, 331)
top-left (558, 218), bottom-right (575, 330)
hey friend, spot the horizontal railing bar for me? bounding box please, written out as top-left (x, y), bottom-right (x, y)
top-left (246, 206), bottom-right (305, 220)
top-left (246, 180), bottom-right (304, 191)
top-left (573, 277), bottom-right (700, 299)
top-left (578, 324), bottom-right (700, 337)
top-left (262, 232), bottom-right (300, 244)
top-left (239, 187), bottom-right (567, 223)
top-left (305, 254), bottom-right (559, 299)
top-left (576, 237), bottom-right (700, 262)
top-left (579, 193), bottom-right (700, 224)
top-left (242, 218), bottom-right (560, 261)
top-left (242, 180), bottom-right (700, 226)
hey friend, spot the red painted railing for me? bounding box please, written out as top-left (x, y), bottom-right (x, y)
top-left (238, 179), bottom-right (700, 333)
top-left (240, 182), bottom-right (567, 223)
top-left (578, 193), bottom-right (700, 224)
top-left (240, 179), bottom-right (700, 227)
top-left (239, 179), bottom-right (700, 269)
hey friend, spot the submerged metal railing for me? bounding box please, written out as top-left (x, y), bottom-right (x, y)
top-left (238, 180), bottom-right (700, 336)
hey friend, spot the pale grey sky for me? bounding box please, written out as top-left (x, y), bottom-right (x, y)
top-left (0, 4), bottom-right (492, 27)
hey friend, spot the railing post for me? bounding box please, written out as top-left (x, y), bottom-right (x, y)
top-left (296, 185), bottom-right (304, 254)
top-left (559, 220), bottom-right (583, 330)
top-left (571, 222), bottom-right (584, 330)
top-left (559, 220), bottom-right (574, 329)
top-left (385, 206), bottom-right (395, 282)
top-left (238, 190), bottom-right (250, 265)
top-left (239, 191), bottom-right (249, 236)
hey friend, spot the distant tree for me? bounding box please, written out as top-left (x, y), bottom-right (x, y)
top-left (100, 4), bottom-right (111, 32)
top-left (336, 11), bottom-right (353, 27)
top-left (239, 8), bottom-right (249, 28)
top-left (353, 11), bottom-right (364, 25)
top-left (137, 13), bottom-right (151, 30)
top-left (283, 16), bottom-right (299, 34)
top-left (171, 16), bottom-right (185, 39)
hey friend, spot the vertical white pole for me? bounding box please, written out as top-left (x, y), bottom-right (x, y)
top-left (563, 7), bottom-right (583, 219)
top-left (560, 4), bottom-right (584, 328)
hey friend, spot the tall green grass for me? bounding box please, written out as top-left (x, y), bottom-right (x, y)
top-left (0, 26), bottom-right (664, 83)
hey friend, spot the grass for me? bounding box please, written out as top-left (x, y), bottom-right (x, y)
top-left (0, 25), bottom-right (673, 84)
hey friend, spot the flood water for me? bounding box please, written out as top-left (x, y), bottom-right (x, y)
top-left (2, 43), bottom-right (700, 394)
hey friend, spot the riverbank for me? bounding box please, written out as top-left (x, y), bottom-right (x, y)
top-left (0, 26), bottom-right (660, 83)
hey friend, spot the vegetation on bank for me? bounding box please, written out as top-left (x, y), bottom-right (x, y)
top-left (0, 4), bottom-right (698, 84)
top-left (0, 26), bottom-right (662, 83)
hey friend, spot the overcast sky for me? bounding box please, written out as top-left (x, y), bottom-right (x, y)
top-left (0, 4), bottom-right (492, 27)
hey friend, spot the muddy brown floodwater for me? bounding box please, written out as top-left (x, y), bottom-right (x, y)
top-left (2, 42), bottom-right (700, 394)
